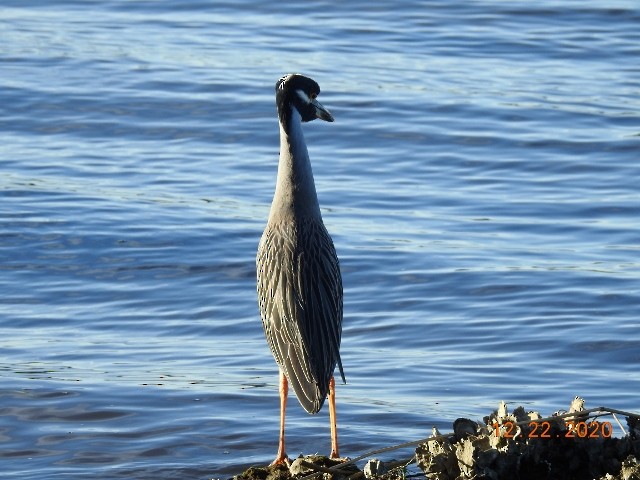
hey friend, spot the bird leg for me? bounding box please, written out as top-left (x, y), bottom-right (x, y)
top-left (328, 375), bottom-right (340, 458)
top-left (271, 370), bottom-right (289, 466)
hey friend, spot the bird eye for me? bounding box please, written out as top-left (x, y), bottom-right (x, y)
top-left (310, 93), bottom-right (317, 101)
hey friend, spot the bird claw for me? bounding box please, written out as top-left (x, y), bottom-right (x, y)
top-left (269, 453), bottom-right (290, 467)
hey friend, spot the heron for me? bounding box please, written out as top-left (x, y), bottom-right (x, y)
top-left (256, 74), bottom-right (345, 465)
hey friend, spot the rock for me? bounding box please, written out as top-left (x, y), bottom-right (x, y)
top-left (416, 399), bottom-right (640, 480)
top-left (363, 459), bottom-right (386, 478)
top-left (233, 464), bottom-right (289, 480)
top-left (415, 434), bottom-right (458, 479)
top-left (619, 455), bottom-right (640, 480)
top-left (453, 418), bottom-right (480, 442)
top-left (567, 396), bottom-right (589, 423)
top-left (234, 455), bottom-right (356, 480)
top-left (233, 398), bottom-right (639, 480)
top-left (569, 396), bottom-right (585, 413)
top-left (628, 416), bottom-right (640, 440)
top-left (288, 456), bottom-right (314, 477)
top-left (497, 401), bottom-right (508, 419)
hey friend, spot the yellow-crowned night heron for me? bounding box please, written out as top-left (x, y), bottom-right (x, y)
top-left (257, 74), bottom-right (345, 465)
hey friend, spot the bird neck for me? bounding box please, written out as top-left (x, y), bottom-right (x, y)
top-left (270, 107), bottom-right (322, 221)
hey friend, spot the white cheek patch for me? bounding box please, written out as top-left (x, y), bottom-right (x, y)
top-left (296, 89), bottom-right (311, 104)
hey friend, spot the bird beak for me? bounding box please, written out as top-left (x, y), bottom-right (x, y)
top-left (312, 98), bottom-right (334, 122)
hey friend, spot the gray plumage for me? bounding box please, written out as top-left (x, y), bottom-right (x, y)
top-left (257, 74), bottom-right (345, 414)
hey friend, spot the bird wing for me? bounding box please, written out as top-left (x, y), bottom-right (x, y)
top-left (257, 219), bottom-right (344, 414)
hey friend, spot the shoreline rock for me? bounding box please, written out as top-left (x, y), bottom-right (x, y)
top-left (232, 398), bottom-right (640, 480)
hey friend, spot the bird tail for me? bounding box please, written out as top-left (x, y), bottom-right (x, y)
top-left (336, 353), bottom-right (346, 384)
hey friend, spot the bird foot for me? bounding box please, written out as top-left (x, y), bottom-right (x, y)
top-left (269, 452), bottom-right (290, 467)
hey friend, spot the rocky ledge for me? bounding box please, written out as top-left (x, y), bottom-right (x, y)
top-left (232, 398), bottom-right (640, 480)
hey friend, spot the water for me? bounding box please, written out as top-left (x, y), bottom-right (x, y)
top-left (1, 1), bottom-right (639, 478)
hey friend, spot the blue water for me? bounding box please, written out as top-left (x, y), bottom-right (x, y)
top-left (1, 1), bottom-right (639, 478)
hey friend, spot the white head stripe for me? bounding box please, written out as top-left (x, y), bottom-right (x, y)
top-left (296, 89), bottom-right (311, 104)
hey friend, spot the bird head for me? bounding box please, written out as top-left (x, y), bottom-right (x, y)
top-left (276, 74), bottom-right (334, 123)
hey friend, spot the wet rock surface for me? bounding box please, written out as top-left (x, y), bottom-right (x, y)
top-left (233, 455), bottom-right (359, 480)
top-left (231, 399), bottom-right (640, 480)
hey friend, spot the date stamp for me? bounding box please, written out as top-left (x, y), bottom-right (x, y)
top-left (492, 420), bottom-right (613, 439)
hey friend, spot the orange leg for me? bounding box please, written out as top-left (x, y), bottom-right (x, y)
top-left (270, 371), bottom-right (289, 466)
top-left (328, 375), bottom-right (340, 458)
